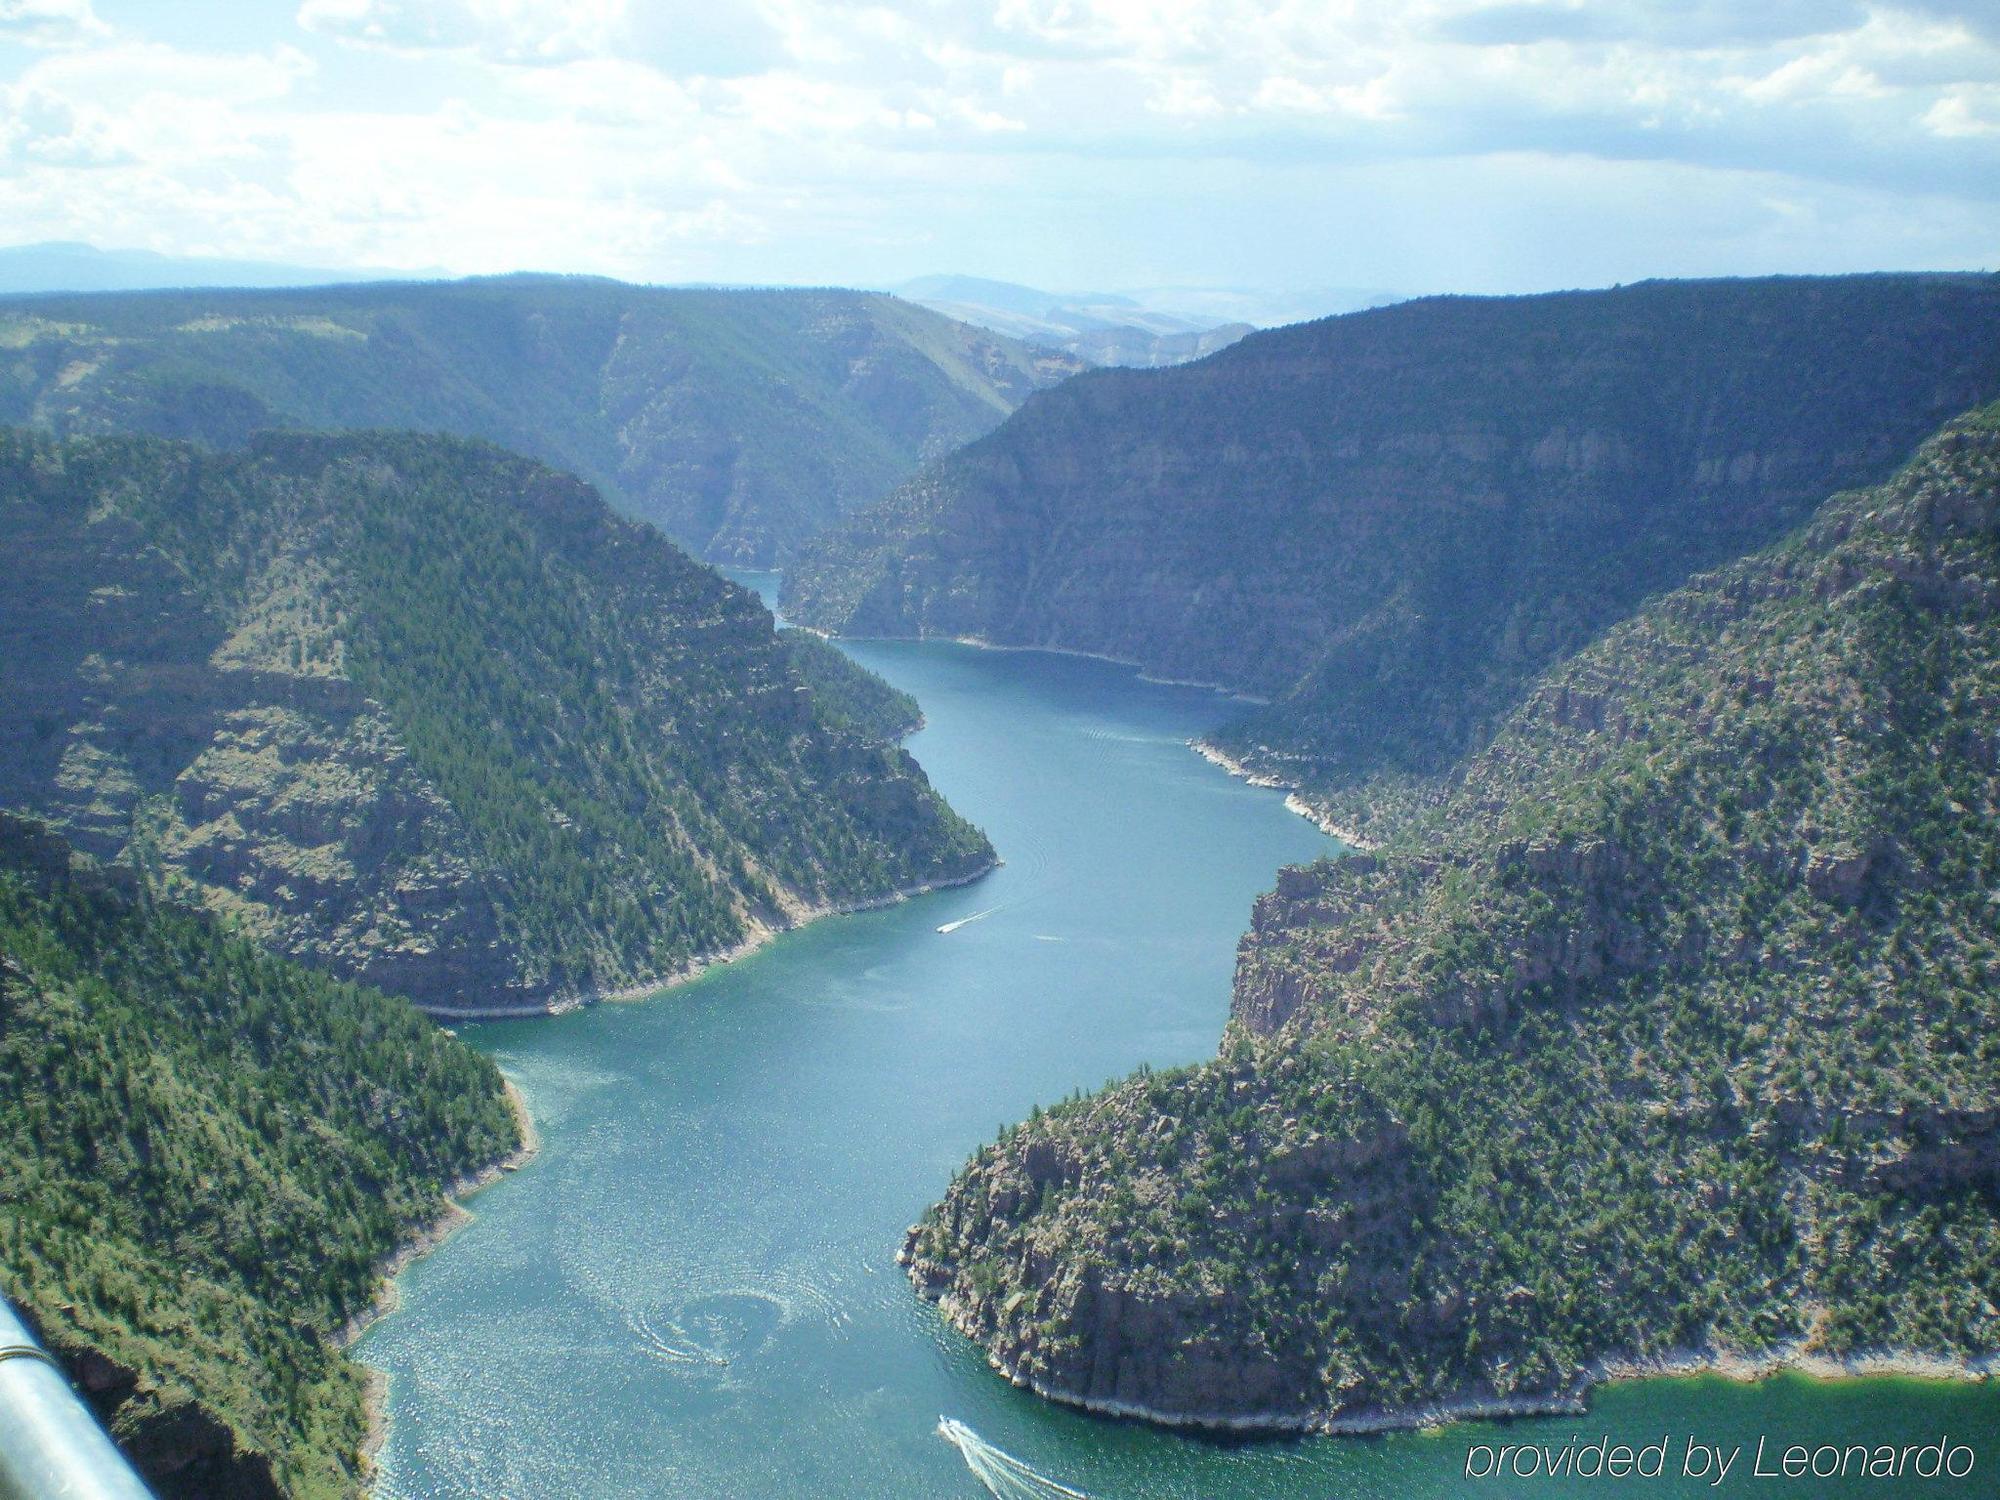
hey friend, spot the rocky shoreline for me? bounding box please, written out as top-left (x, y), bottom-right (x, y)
top-left (348, 1077), bottom-right (540, 1471)
top-left (1188, 740), bottom-right (1381, 851)
top-left (904, 1243), bottom-right (1994, 1437)
top-left (338, 1078), bottom-right (541, 1353)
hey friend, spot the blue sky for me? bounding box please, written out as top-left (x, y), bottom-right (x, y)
top-left (0, 0), bottom-right (1995, 302)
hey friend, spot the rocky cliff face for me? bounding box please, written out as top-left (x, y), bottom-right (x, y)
top-left (0, 278), bottom-right (1082, 564)
top-left (789, 274), bottom-right (2000, 790)
top-left (0, 477), bottom-right (555, 1008)
top-left (905, 406), bottom-right (2000, 1430)
top-left (0, 428), bottom-right (993, 1013)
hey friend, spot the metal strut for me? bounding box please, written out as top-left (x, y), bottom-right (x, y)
top-left (0, 1300), bottom-right (156, 1500)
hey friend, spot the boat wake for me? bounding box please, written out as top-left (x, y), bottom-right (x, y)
top-left (625, 1309), bottom-right (729, 1368)
top-left (938, 1418), bottom-right (1093, 1498)
top-left (936, 906), bottom-right (1001, 934)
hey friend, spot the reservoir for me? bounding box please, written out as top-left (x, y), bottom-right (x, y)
top-left (362, 575), bottom-right (1999, 1498)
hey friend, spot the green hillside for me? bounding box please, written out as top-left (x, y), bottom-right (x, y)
top-left (781, 629), bottom-right (925, 743)
top-left (0, 276), bottom-right (1080, 564)
top-left (0, 812), bottom-right (519, 1496)
top-left (905, 406), bottom-right (2000, 1429)
top-left (0, 428), bottom-right (992, 1013)
top-left (786, 274), bottom-right (2000, 811)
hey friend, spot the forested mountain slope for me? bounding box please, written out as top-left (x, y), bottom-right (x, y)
top-left (0, 276), bottom-right (1080, 563)
top-left (0, 428), bottom-right (992, 1014)
top-left (905, 406), bottom-right (2000, 1430)
top-left (0, 812), bottom-right (520, 1497)
top-left (786, 274), bottom-right (2000, 804)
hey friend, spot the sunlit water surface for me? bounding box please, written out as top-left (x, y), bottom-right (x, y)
top-left (363, 570), bottom-right (1999, 1499)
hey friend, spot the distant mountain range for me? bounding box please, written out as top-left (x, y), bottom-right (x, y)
top-left (892, 274), bottom-right (1400, 368)
top-left (0, 240), bottom-right (441, 294)
top-left (0, 274), bottom-right (1080, 563)
top-left (0, 247), bottom-right (1391, 371)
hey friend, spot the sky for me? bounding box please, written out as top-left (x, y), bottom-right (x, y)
top-left (0, 0), bottom-right (1995, 302)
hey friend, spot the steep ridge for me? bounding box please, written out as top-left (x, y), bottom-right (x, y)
top-left (0, 276), bottom-right (1081, 563)
top-left (0, 811), bottom-right (521, 1497)
top-left (904, 406), bottom-right (2000, 1430)
top-left (780, 628), bottom-right (926, 744)
top-left (0, 428), bottom-right (992, 1014)
top-left (787, 274), bottom-right (2000, 802)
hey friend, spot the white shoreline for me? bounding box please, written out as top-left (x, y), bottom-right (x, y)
top-left (800, 627), bottom-right (1389, 855)
top-left (337, 1078), bottom-right (541, 1354)
top-left (948, 1307), bottom-right (1996, 1437)
top-left (1188, 740), bottom-right (1381, 851)
top-left (347, 1078), bottom-right (541, 1472)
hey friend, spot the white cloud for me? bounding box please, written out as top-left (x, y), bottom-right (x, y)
top-left (22, 39), bottom-right (312, 102)
top-left (0, 0), bottom-right (108, 49)
top-left (1924, 85), bottom-right (2000, 133)
top-left (0, 0), bottom-right (1990, 292)
top-left (1147, 72), bottom-right (1224, 117)
top-left (296, 0), bottom-right (628, 64)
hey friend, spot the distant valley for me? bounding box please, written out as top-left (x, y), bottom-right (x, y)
top-left (789, 274), bottom-right (2000, 824)
top-left (894, 273), bottom-right (1254, 368)
top-left (893, 273), bottom-right (1401, 369)
top-left (0, 275), bottom-right (1079, 565)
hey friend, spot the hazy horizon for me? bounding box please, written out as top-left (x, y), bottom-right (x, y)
top-left (0, 1), bottom-right (1993, 303)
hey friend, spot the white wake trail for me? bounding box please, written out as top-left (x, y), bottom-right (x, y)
top-left (938, 1418), bottom-right (1094, 1499)
top-left (936, 906), bottom-right (1001, 934)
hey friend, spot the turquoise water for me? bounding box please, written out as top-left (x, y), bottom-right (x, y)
top-left (362, 574), bottom-right (1999, 1499)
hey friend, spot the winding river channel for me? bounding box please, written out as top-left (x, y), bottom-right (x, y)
top-left (362, 573), bottom-right (2000, 1499)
